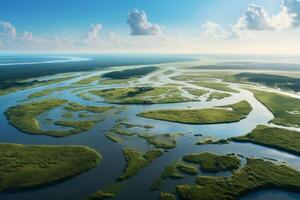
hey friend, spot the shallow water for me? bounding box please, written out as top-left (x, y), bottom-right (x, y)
top-left (0, 61), bottom-right (299, 200)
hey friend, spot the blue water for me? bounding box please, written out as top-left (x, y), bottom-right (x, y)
top-left (0, 55), bottom-right (299, 200)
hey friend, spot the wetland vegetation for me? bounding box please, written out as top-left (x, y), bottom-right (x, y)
top-left (250, 89), bottom-right (300, 127)
top-left (0, 143), bottom-right (101, 192)
top-left (176, 158), bottom-right (300, 200)
top-left (138, 100), bottom-right (252, 124)
top-left (90, 86), bottom-right (191, 104)
top-left (231, 125), bottom-right (300, 155)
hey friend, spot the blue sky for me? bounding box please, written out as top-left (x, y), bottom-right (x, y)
top-left (0, 0), bottom-right (299, 54)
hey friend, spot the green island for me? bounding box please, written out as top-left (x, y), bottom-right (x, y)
top-left (183, 87), bottom-right (209, 97)
top-left (160, 192), bottom-right (177, 200)
top-left (102, 66), bottom-right (158, 79)
top-left (206, 91), bottom-right (231, 101)
top-left (87, 183), bottom-right (122, 200)
top-left (176, 163), bottom-right (198, 175)
top-left (0, 143), bottom-right (101, 192)
top-left (176, 158), bottom-right (300, 200)
top-left (99, 77), bottom-right (137, 85)
top-left (5, 99), bottom-right (103, 137)
top-left (72, 75), bottom-right (101, 85)
top-left (193, 82), bottom-right (239, 93)
top-left (234, 73), bottom-right (300, 92)
top-left (250, 89), bottom-right (300, 127)
top-left (137, 100), bottom-right (252, 124)
top-left (90, 86), bottom-right (190, 104)
top-left (161, 161), bottom-right (185, 179)
top-left (28, 86), bottom-right (76, 98)
top-left (5, 99), bottom-right (71, 136)
top-left (117, 148), bottom-right (163, 181)
top-left (0, 75), bottom-right (77, 96)
top-left (231, 125), bottom-right (300, 155)
top-left (195, 136), bottom-right (229, 145)
top-left (55, 120), bottom-right (98, 133)
top-left (64, 102), bottom-right (113, 113)
top-left (183, 152), bottom-right (240, 173)
top-left (137, 132), bottom-right (182, 149)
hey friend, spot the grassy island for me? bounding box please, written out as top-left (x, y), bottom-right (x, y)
top-left (250, 89), bottom-right (300, 127)
top-left (231, 125), bottom-right (300, 155)
top-left (176, 163), bottom-right (198, 175)
top-left (0, 143), bottom-right (101, 192)
top-left (138, 100), bottom-right (252, 124)
top-left (87, 183), bottom-right (122, 200)
top-left (193, 82), bottom-right (239, 93)
top-left (102, 66), bottom-right (158, 79)
top-left (138, 133), bottom-right (182, 149)
top-left (118, 148), bottom-right (163, 181)
top-left (28, 86), bottom-right (75, 98)
top-left (90, 86), bottom-right (191, 104)
top-left (5, 99), bottom-right (73, 136)
top-left (206, 91), bottom-right (231, 101)
top-left (64, 102), bottom-right (113, 113)
top-left (183, 152), bottom-right (240, 173)
top-left (176, 158), bottom-right (300, 200)
top-left (5, 99), bottom-right (101, 137)
top-left (160, 192), bottom-right (177, 200)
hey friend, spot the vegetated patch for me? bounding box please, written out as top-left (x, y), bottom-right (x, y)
top-left (87, 183), bottom-right (122, 200)
top-left (137, 132), bottom-right (182, 149)
top-left (72, 75), bottom-right (101, 85)
top-left (0, 143), bottom-right (101, 192)
top-left (137, 100), bottom-right (252, 124)
top-left (28, 86), bottom-right (76, 98)
top-left (102, 66), bottom-right (158, 79)
top-left (117, 148), bottom-right (163, 181)
top-left (183, 87), bottom-right (209, 97)
top-left (90, 86), bottom-right (191, 104)
top-left (5, 99), bottom-right (71, 136)
top-left (176, 158), bottom-right (300, 200)
top-left (193, 81), bottom-right (239, 93)
top-left (183, 152), bottom-right (240, 173)
top-left (159, 192), bottom-right (177, 200)
top-left (206, 91), bottom-right (231, 101)
top-left (196, 136), bottom-right (229, 145)
top-left (231, 125), bottom-right (300, 155)
top-left (99, 77), bottom-right (137, 85)
top-left (161, 161), bottom-right (185, 179)
top-left (64, 102), bottom-right (113, 113)
top-left (176, 163), bottom-right (198, 175)
top-left (250, 89), bottom-right (300, 127)
top-left (55, 120), bottom-right (98, 132)
top-left (5, 99), bottom-right (103, 137)
top-left (0, 75), bottom-right (77, 96)
top-left (235, 72), bottom-right (300, 92)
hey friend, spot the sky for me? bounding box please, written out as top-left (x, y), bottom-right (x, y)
top-left (1, 0), bottom-right (300, 54)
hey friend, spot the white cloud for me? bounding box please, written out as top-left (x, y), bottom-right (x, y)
top-left (82, 23), bottom-right (102, 45)
top-left (127, 9), bottom-right (162, 35)
top-left (236, 4), bottom-right (274, 31)
top-left (0, 21), bottom-right (17, 43)
top-left (282, 0), bottom-right (300, 28)
top-left (200, 21), bottom-right (252, 40)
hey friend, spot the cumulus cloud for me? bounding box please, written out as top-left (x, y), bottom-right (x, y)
top-left (237, 0), bottom-right (300, 30)
top-left (281, 0), bottom-right (300, 28)
top-left (82, 23), bottom-right (102, 45)
top-left (127, 9), bottom-right (162, 35)
top-left (236, 4), bottom-right (274, 30)
top-left (200, 0), bottom-right (300, 40)
top-left (0, 21), bottom-right (17, 42)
